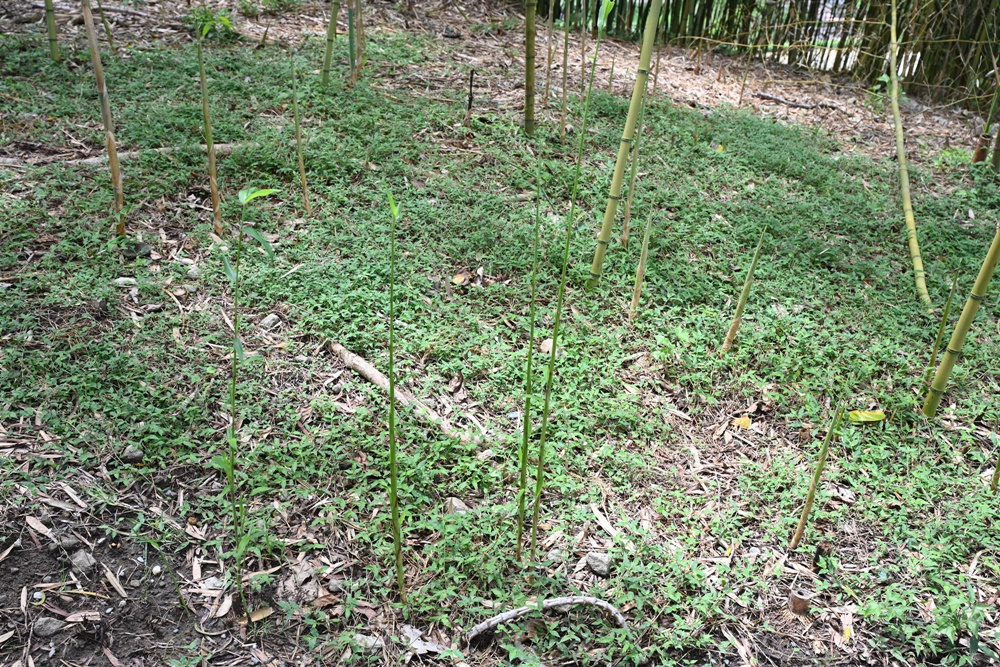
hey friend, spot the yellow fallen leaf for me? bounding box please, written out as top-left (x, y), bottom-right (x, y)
top-left (246, 606), bottom-right (274, 623)
top-left (847, 409), bottom-right (885, 423)
top-left (452, 272), bottom-right (470, 286)
top-left (731, 415), bottom-right (751, 429)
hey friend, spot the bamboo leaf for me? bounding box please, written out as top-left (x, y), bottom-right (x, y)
top-left (238, 187), bottom-right (279, 206)
top-left (222, 256), bottom-right (237, 283)
top-left (386, 189), bottom-right (400, 220)
top-left (233, 337), bottom-right (245, 362)
top-left (847, 409), bottom-right (885, 423)
top-left (242, 226), bottom-right (274, 262)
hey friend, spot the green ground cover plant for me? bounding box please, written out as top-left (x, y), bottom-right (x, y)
top-left (1, 26), bottom-right (999, 666)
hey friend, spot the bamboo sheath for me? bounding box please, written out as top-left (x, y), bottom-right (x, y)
top-left (888, 0), bottom-right (931, 311)
top-left (922, 222), bottom-right (1000, 416)
top-left (81, 0), bottom-right (124, 235)
top-left (586, 0), bottom-right (662, 289)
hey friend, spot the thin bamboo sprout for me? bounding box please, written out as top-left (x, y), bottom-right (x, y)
top-left (321, 0), bottom-right (340, 87)
top-left (585, 0), bottom-right (662, 290)
top-left (993, 126), bottom-right (1000, 172)
top-left (514, 150), bottom-right (545, 563)
top-left (580, 0), bottom-right (587, 94)
top-left (290, 54), bottom-right (311, 215)
top-left (923, 275), bottom-right (957, 388)
top-left (789, 407), bottom-right (844, 550)
top-left (44, 0), bottom-right (60, 61)
top-left (347, 0), bottom-right (356, 83)
top-left (628, 211), bottom-right (653, 321)
top-left (922, 221), bottom-right (1000, 416)
top-left (529, 1), bottom-right (609, 562)
top-left (197, 36), bottom-right (224, 236)
top-left (356, 0), bottom-right (365, 67)
top-left (991, 448), bottom-right (1000, 494)
top-left (889, 0), bottom-right (932, 311)
top-left (559, 0), bottom-right (571, 143)
top-left (525, 0), bottom-right (537, 134)
top-left (620, 93), bottom-right (647, 247)
top-left (386, 195), bottom-right (407, 604)
top-left (652, 38), bottom-right (661, 93)
top-left (737, 47), bottom-right (751, 106)
top-left (608, 54), bottom-right (615, 92)
top-left (81, 0), bottom-right (124, 235)
top-left (94, 0), bottom-right (117, 57)
top-left (544, 0), bottom-right (556, 104)
top-left (721, 226), bottom-right (767, 352)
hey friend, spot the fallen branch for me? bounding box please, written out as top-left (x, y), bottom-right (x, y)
top-left (3, 143), bottom-right (257, 168)
top-left (466, 596), bottom-right (629, 643)
top-left (328, 342), bottom-right (484, 444)
top-left (754, 92), bottom-right (839, 111)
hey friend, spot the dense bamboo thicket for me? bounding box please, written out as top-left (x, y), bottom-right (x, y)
top-left (538, 0), bottom-right (1000, 105)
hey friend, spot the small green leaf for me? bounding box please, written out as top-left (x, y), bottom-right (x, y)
top-left (242, 226), bottom-right (274, 262)
top-left (222, 256), bottom-right (237, 283)
top-left (234, 337), bottom-right (245, 362)
top-left (211, 455), bottom-right (231, 474)
top-left (386, 189), bottom-right (400, 220)
top-left (201, 22), bottom-right (211, 38)
top-left (847, 409), bottom-right (886, 423)
top-left (239, 187), bottom-right (279, 206)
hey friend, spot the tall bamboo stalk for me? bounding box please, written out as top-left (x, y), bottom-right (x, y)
top-left (43, 0), bottom-right (60, 61)
top-left (559, 0), bottom-right (571, 143)
top-left (789, 407), bottom-right (844, 550)
top-left (889, 0), bottom-right (932, 311)
top-left (94, 0), bottom-right (118, 57)
top-left (544, 0), bottom-right (556, 104)
top-left (620, 94), bottom-right (647, 247)
top-left (81, 0), bottom-right (124, 235)
top-left (290, 53), bottom-right (311, 215)
top-left (197, 35), bottom-right (224, 236)
top-left (585, 0), bottom-right (662, 289)
top-left (628, 211), bottom-right (653, 321)
top-left (526, 0), bottom-right (537, 135)
top-left (385, 191), bottom-right (407, 604)
top-left (321, 0), bottom-right (340, 87)
top-left (922, 221), bottom-right (1000, 417)
top-left (923, 276), bottom-right (958, 388)
top-left (721, 226), bottom-right (767, 352)
top-left (347, 0), bottom-right (357, 83)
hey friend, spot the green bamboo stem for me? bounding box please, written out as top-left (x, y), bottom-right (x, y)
top-left (721, 226), bottom-right (767, 353)
top-left (620, 93), bottom-right (647, 247)
top-left (889, 0), bottom-right (932, 311)
top-left (197, 36), bottom-right (224, 236)
top-left (585, 0), bottom-right (662, 290)
top-left (529, 0), bottom-right (612, 563)
top-left (628, 211), bottom-right (653, 321)
top-left (80, 0), bottom-right (124, 235)
top-left (356, 0), bottom-right (365, 67)
top-left (386, 192), bottom-right (407, 603)
top-left (347, 0), bottom-right (356, 83)
top-left (993, 126), bottom-right (1000, 173)
top-left (923, 276), bottom-right (958, 388)
top-left (559, 0), bottom-right (571, 143)
top-left (922, 221), bottom-right (1000, 417)
top-left (321, 0), bottom-right (340, 87)
top-left (514, 150), bottom-right (545, 563)
top-left (94, 0), bottom-right (118, 57)
top-left (543, 0), bottom-right (555, 104)
top-left (991, 451), bottom-right (1000, 494)
top-left (290, 53), bottom-right (311, 215)
top-left (44, 0), bottom-right (60, 61)
top-left (525, 0), bottom-right (537, 135)
top-left (789, 406), bottom-right (844, 550)
top-left (580, 0), bottom-right (587, 94)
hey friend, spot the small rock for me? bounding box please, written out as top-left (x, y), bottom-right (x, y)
top-left (444, 497), bottom-right (470, 514)
top-left (34, 617), bottom-right (67, 638)
top-left (442, 25), bottom-right (461, 38)
top-left (186, 265), bottom-right (202, 279)
top-left (352, 633), bottom-right (384, 651)
top-left (326, 578), bottom-right (346, 593)
top-left (545, 548), bottom-right (565, 563)
top-left (260, 313), bottom-right (281, 329)
top-left (121, 445), bottom-right (144, 463)
top-left (59, 535), bottom-right (81, 550)
top-left (151, 565), bottom-right (162, 576)
top-left (69, 549), bottom-right (96, 574)
top-left (476, 448), bottom-right (495, 461)
top-left (586, 552), bottom-right (611, 577)
top-left (182, 284), bottom-right (197, 294)
top-left (121, 241), bottom-right (152, 260)
top-left (113, 277), bottom-right (136, 287)
top-left (200, 576), bottom-right (225, 590)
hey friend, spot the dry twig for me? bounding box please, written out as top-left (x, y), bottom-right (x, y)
top-left (465, 596), bottom-right (629, 643)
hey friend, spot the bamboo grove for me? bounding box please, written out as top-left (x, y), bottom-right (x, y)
top-left (537, 0), bottom-right (1000, 107)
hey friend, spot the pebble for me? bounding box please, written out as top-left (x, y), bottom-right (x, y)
top-left (586, 552), bottom-right (611, 577)
top-left (69, 549), bottom-right (96, 574)
top-left (444, 497), bottom-right (470, 514)
top-left (352, 633), bottom-right (384, 651)
top-left (113, 277), bottom-right (137, 286)
top-left (33, 617), bottom-right (67, 638)
top-left (187, 265), bottom-right (202, 279)
top-left (121, 445), bottom-right (144, 463)
top-left (151, 565), bottom-right (162, 576)
top-left (260, 313), bottom-right (281, 329)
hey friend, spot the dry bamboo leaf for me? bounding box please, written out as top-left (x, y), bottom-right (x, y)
top-left (215, 594), bottom-right (233, 618)
top-left (0, 540), bottom-right (17, 563)
top-left (66, 610), bottom-right (101, 622)
top-left (590, 504), bottom-right (618, 537)
top-left (25, 516), bottom-right (54, 541)
top-left (0, 629), bottom-right (14, 644)
top-left (731, 415), bottom-right (752, 429)
top-left (102, 565), bottom-right (129, 599)
top-left (847, 409), bottom-right (885, 422)
top-left (246, 606), bottom-right (274, 623)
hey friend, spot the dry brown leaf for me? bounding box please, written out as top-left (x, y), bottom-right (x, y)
top-left (25, 516), bottom-right (54, 541)
top-left (0, 629), bottom-right (14, 644)
top-left (66, 610), bottom-right (101, 623)
top-left (246, 606), bottom-right (274, 623)
top-left (312, 594), bottom-right (341, 609)
top-left (215, 594), bottom-right (233, 618)
top-left (103, 565), bottom-right (129, 600)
